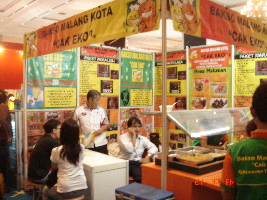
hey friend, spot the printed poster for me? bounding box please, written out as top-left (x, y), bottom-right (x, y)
top-left (79, 45), bottom-right (120, 134)
top-left (79, 46), bottom-right (119, 97)
top-left (188, 44), bottom-right (232, 110)
top-left (27, 49), bottom-right (77, 109)
top-left (169, 0), bottom-right (267, 53)
top-left (154, 50), bottom-right (187, 109)
top-left (23, 0), bottom-right (160, 58)
top-left (120, 50), bottom-right (153, 107)
top-left (154, 50), bottom-right (187, 148)
top-left (234, 46), bottom-right (267, 107)
top-left (27, 110), bottom-right (74, 152)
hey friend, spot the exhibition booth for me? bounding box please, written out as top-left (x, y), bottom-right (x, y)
top-left (18, 0), bottom-right (267, 199)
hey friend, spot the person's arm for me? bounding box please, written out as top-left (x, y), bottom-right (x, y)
top-left (142, 138), bottom-right (158, 164)
top-left (118, 133), bottom-right (135, 154)
top-left (200, 139), bottom-right (227, 150)
top-left (94, 124), bottom-right (109, 136)
top-left (94, 109), bottom-right (110, 136)
top-left (50, 147), bottom-right (59, 170)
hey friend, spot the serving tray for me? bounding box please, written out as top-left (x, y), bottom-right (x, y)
top-left (155, 157), bottom-right (224, 175)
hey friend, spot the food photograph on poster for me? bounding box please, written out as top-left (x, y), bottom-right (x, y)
top-left (97, 64), bottom-right (110, 77)
top-left (167, 67), bottom-right (178, 79)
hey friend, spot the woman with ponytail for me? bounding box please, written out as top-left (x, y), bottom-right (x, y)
top-left (43, 118), bottom-right (87, 200)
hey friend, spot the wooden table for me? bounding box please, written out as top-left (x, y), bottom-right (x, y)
top-left (141, 162), bottom-right (223, 200)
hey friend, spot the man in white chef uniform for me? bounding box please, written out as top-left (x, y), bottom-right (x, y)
top-left (73, 89), bottom-right (109, 154)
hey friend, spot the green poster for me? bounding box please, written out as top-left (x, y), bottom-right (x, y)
top-left (120, 50), bottom-right (153, 107)
top-left (27, 49), bottom-right (77, 86)
top-left (27, 49), bottom-right (77, 109)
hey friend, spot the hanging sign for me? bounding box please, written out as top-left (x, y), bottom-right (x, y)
top-left (169, 0), bottom-right (267, 53)
top-left (23, 0), bottom-right (160, 59)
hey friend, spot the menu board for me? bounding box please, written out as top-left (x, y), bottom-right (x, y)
top-left (234, 46), bottom-right (267, 107)
top-left (154, 50), bottom-right (187, 149)
top-left (79, 45), bottom-right (120, 135)
top-left (79, 46), bottom-right (119, 97)
top-left (188, 44), bottom-right (232, 110)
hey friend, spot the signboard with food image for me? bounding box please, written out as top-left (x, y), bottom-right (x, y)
top-left (188, 44), bottom-right (232, 110)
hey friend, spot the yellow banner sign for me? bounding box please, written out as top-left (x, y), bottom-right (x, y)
top-left (169, 0), bottom-right (267, 53)
top-left (24, 0), bottom-right (160, 59)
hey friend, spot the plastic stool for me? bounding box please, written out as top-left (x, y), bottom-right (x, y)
top-left (27, 180), bottom-right (44, 200)
top-left (60, 195), bottom-right (84, 200)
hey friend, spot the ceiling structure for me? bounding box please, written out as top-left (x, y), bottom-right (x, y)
top-left (0, 0), bottom-right (248, 52)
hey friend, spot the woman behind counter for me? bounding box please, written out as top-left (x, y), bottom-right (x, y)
top-left (192, 118), bottom-right (229, 150)
top-left (43, 118), bottom-right (87, 200)
top-left (118, 117), bottom-right (158, 183)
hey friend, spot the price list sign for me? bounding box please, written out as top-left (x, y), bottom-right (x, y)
top-left (234, 47), bottom-right (267, 107)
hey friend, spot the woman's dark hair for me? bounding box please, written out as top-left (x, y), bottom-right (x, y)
top-left (127, 117), bottom-right (142, 128)
top-left (60, 118), bottom-right (81, 165)
top-left (0, 90), bottom-right (8, 104)
top-left (252, 83), bottom-right (267, 122)
top-left (43, 119), bottom-right (60, 134)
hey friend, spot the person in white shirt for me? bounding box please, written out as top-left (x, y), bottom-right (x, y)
top-left (42, 118), bottom-right (87, 200)
top-left (73, 90), bottom-right (109, 154)
top-left (118, 117), bottom-right (158, 183)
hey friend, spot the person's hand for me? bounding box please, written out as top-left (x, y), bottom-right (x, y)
top-left (129, 127), bottom-right (136, 136)
top-left (89, 133), bottom-right (96, 144)
top-left (141, 156), bottom-right (151, 164)
top-left (222, 141), bottom-right (228, 150)
top-left (93, 129), bottom-right (102, 136)
top-left (141, 154), bottom-right (153, 164)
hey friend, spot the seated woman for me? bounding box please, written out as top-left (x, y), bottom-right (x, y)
top-left (118, 117), bottom-right (158, 183)
top-left (42, 118), bottom-right (87, 200)
top-left (192, 118), bottom-right (229, 150)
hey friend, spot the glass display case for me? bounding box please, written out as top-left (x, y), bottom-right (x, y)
top-left (142, 107), bottom-right (252, 140)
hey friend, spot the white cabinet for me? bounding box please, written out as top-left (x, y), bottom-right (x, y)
top-left (83, 150), bottom-right (129, 200)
